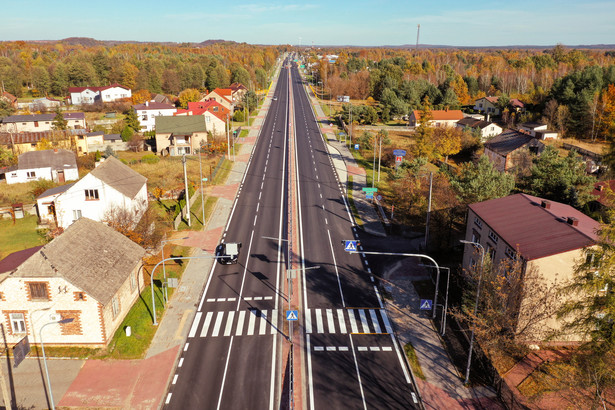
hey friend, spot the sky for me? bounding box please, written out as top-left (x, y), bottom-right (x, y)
top-left (1, 0), bottom-right (614, 47)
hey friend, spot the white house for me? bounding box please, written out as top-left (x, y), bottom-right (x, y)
top-left (36, 183), bottom-right (74, 225)
top-left (0, 218), bottom-right (145, 347)
top-left (133, 101), bottom-right (177, 132)
top-left (409, 109), bottom-right (464, 128)
top-left (456, 117), bottom-right (503, 141)
top-left (53, 156), bottom-right (148, 230)
top-left (69, 84), bottom-right (131, 105)
top-left (2, 149), bottom-right (78, 185)
top-left (519, 122), bottom-right (559, 140)
top-left (0, 113), bottom-right (86, 133)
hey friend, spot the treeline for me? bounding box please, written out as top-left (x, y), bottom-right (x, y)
top-left (310, 45), bottom-right (615, 139)
top-left (0, 41), bottom-right (286, 99)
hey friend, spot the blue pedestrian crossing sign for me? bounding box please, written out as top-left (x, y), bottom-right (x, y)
top-left (286, 310), bottom-right (299, 321)
top-left (344, 240), bottom-right (358, 252)
top-left (419, 299), bottom-right (433, 311)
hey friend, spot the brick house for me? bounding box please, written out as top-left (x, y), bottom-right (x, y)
top-left (462, 193), bottom-right (600, 342)
top-left (0, 218), bottom-right (145, 347)
top-left (484, 129), bottom-right (545, 172)
top-left (0, 129), bottom-right (90, 156)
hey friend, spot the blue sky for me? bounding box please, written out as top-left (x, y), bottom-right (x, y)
top-left (1, 0), bottom-right (614, 46)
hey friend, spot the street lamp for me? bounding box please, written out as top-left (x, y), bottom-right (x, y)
top-left (460, 239), bottom-right (486, 385)
top-left (419, 265), bottom-right (451, 335)
top-left (40, 318), bottom-right (73, 410)
top-left (161, 236), bottom-right (189, 303)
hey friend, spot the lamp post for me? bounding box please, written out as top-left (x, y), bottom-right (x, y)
top-left (40, 318), bottom-right (73, 410)
top-left (460, 239), bottom-right (486, 385)
top-left (161, 236), bottom-right (189, 303)
top-left (420, 265), bottom-right (451, 335)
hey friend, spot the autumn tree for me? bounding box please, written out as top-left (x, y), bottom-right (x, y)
top-left (178, 88), bottom-right (201, 109)
top-left (432, 127), bottom-right (462, 163)
top-left (411, 101), bottom-right (434, 159)
top-left (132, 89), bottom-right (152, 105)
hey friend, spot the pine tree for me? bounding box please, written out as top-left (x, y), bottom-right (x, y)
top-left (51, 108), bottom-right (67, 130)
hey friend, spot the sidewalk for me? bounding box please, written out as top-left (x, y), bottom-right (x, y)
top-left (58, 64), bottom-right (284, 409)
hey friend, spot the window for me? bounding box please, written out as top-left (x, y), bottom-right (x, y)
top-left (471, 230), bottom-right (481, 244)
top-left (27, 171), bottom-right (36, 178)
top-left (28, 282), bottom-right (49, 301)
top-left (10, 313), bottom-right (26, 333)
top-left (85, 189), bottom-right (99, 201)
top-left (206, 116), bottom-right (210, 123)
top-left (111, 296), bottom-right (120, 318)
top-left (34, 121), bottom-right (39, 127)
top-left (72, 209), bottom-right (82, 221)
top-left (488, 230), bottom-right (499, 244)
top-left (474, 217), bottom-right (483, 229)
top-left (74, 292), bottom-right (86, 301)
top-left (487, 245), bottom-right (496, 261)
top-left (505, 247), bottom-right (516, 259)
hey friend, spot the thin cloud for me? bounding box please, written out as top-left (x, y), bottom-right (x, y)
top-left (236, 3), bottom-right (318, 13)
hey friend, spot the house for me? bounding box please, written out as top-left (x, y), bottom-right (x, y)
top-left (462, 193), bottom-right (600, 342)
top-left (151, 93), bottom-right (172, 105)
top-left (588, 180), bottom-right (615, 214)
top-left (456, 117), bottom-right (503, 141)
top-left (474, 97), bottom-right (525, 116)
top-left (2, 149), bottom-right (78, 185)
top-left (155, 115), bottom-right (208, 156)
top-left (27, 97), bottom-right (62, 112)
top-left (0, 129), bottom-right (90, 156)
top-left (484, 129), bottom-right (545, 172)
top-left (36, 183), bottom-right (74, 224)
top-left (69, 84), bottom-right (131, 105)
top-left (0, 217), bottom-right (145, 347)
top-left (175, 101), bottom-right (229, 136)
top-left (53, 156), bottom-right (148, 230)
top-left (201, 88), bottom-right (234, 112)
top-left (228, 83), bottom-right (248, 103)
top-left (0, 113), bottom-right (86, 133)
top-left (519, 122), bottom-right (559, 140)
top-left (0, 91), bottom-right (17, 108)
top-left (133, 101), bottom-right (177, 132)
top-left (409, 109), bottom-right (464, 128)
top-left (509, 98), bottom-right (525, 113)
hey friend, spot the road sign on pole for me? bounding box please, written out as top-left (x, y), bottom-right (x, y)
top-left (419, 299), bottom-right (433, 311)
top-left (366, 193), bottom-right (374, 199)
top-left (286, 310), bottom-right (298, 321)
top-left (362, 187), bottom-right (378, 193)
top-left (344, 241), bottom-right (358, 252)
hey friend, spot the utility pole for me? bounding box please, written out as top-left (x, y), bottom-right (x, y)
top-left (424, 172), bottom-right (433, 250)
top-left (182, 154), bottom-right (191, 227)
top-left (198, 147), bottom-right (205, 225)
top-left (378, 133), bottom-right (383, 182)
top-left (416, 24), bottom-right (421, 52)
top-left (226, 115), bottom-right (230, 158)
top-left (349, 104), bottom-right (352, 147)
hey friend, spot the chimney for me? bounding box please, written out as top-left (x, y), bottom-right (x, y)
top-left (541, 200), bottom-right (551, 209)
top-left (567, 217), bottom-right (579, 226)
top-left (53, 148), bottom-right (58, 153)
top-left (597, 185), bottom-right (604, 191)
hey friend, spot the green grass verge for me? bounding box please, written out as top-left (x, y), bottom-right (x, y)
top-left (404, 342), bottom-right (426, 380)
top-left (239, 129), bottom-right (249, 138)
top-left (0, 215), bottom-right (47, 260)
top-left (346, 176), bottom-right (363, 228)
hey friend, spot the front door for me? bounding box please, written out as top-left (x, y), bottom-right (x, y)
top-left (58, 170), bottom-right (65, 183)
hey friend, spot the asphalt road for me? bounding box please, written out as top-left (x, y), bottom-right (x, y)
top-left (165, 59), bottom-right (292, 410)
top-left (290, 63), bottom-right (421, 409)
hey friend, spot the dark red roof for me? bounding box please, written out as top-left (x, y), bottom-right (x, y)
top-left (0, 246), bottom-right (43, 274)
top-left (470, 193), bottom-right (600, 260)
top-left (592, 180), bottom-right (615, 205)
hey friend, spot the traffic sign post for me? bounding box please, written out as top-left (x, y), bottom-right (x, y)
top-left (343, 240), bottom-right (358, 252)
top-left (362, 187), bottom-right (378, 193)
top-left (419, 299), bottom-right (433, 311)
top-left (366, 193), bottom-right (373, 199)
top-left (286, 310), bottom-right (298, 321)
top-left (354, 144), bottom-right (359, 150)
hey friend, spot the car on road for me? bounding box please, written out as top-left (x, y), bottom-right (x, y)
top-left (216, 242), bottom-right (242, 264)
top-left (273, 96), bottom-right (278, 101)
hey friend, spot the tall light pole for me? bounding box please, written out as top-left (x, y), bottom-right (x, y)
top-left (40, 318), bottom-right (74, 410)
top-left (460, 240), bottom-right (486, 385)
top-left (182, 154), bottom-right (191, 227)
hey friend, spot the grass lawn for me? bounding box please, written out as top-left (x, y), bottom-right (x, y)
top-left (0, 181), bottom-right (39, 207)
top-left (404, 342), bottom-right (426, 380)
top-left (346, 176), bottom-right (363, 228)
top-left (0, 215), bottom-right (47, 260)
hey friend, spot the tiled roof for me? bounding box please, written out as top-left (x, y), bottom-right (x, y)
top-left (470, 193), bottom-right (600, 260)
top-left (484, 129), bottom-right (544, 156)
top-left (413, 109), bottom-right (464, 122)
top-left (5, 218), bottom-right (145, 305)
top-left (90, 156), bottom-right (147, 199)
top-left (1, 112), bottom-right (85, 123)
top-left (155, 115), bottom-right (207, 134)
top-left (0, 246), bottom-right (43, 275)
top-left (18, 149), bottom-right (77, 171)
top-left (133, 101), bottom-right (176, 111)
top-left (591, 180), bottom-right (615, 205)
top-left (457, 117), bottom-right (495, 129)
top-left (510, 98), bottom-right (525, 108)
top-left (229, 83), bottom-right (247, 91)
top-left (0, 129), bottom-right (87, 145)
top-left (37, 183), bottom-right (75, 199)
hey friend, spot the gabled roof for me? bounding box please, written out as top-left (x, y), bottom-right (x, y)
top-left (1, 112), bottom-right (85, 123)
top-left (68, 84), bottom-right (130, 93)
top-left (212, 88), bottom-right (232, 97)
top-left (457, 117), bottom-right (498, 130)
top-left (1, 91), bottom-right (17, 104)
top-left (89, 156), bottom-right (147, 199)
top-left (37, 183), bottom-right (75, 199)
top-left (470, 193), bottom-right (599, 260)
top-left (3, 218), bottom-right (145, 305)
top-left (0, 246), bottom-right (43, 275)
top-left (177, 101), bottom-right (228, 121)
top-left (87, 131), bottom-right (104, 137)
top-left (591, 180), bottom-right (615, 205)
top-left (484, 129), bottom-right (544, 156)
top-left (509, 98), bottom-right (524, 108)
top-left (521, 122), bottom-right (545, 129)
top-left (412, 109), bottom-right (464, 122)
top-left (155, 115), bottom-right (207, 134)
top-left (18, 149), bottom-right (77, 171)
top-left (476, 96), bottom-right (499, 104)
top-left (0, 129), bottom-right (87, 146)
top-left (229, 83), bottom-right (247, 92)
top-left (133, 101), bottom-right (176, 111)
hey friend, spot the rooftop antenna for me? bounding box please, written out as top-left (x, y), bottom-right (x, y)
top-left (416, 24), bottom-right (420, 52)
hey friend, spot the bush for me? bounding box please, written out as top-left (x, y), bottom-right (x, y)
top-left (141, 154), bottom-right (160, 164)
top-left (233, 110), bottom-right (245, 122)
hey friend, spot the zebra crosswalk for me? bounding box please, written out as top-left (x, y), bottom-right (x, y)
top-left (188, 307), bottom-right (394, 339)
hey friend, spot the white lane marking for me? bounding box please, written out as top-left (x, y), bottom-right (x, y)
top-left (227, 298), bottom-right (236, 302)
top-left (254, 215), bottom-right (258, 225)
top-left (337, 309), bottom-right (347, 334)
top-left (184, 343), bottom-right (189, 352)
top-left (254, 296), bottom-right (263, 301)
top-left (370, 275), bottom-right (374, 281)
top-left (339, 346), bottom-right (349, 351)
top-left (264, 296), bottom-right (273, 300)
top-left (319, 193), bottom-right (322, 199)
top-left (244, 297), bottom-right (253, 301)
top-left (166, 393), bottom-right (172, 404)
top-left (178, 358), bottom-right (184, 367)
top-left (348, 310), bottom-right (359, 334)
top-left (216, 336), bottom-right (234, 410)
top-left (247, 309), bottom-right (257, 335)
top-left (207, 298), bottom-right (215, 302)
top-left (259, 192), bottom-right (262, 200)
top-left (370, 346), bottom-right (381, 352)
top-left (200, 312), bottom-right (214, 337)
top-left (314, 346), bottom-right (324, 351)
top-left (217, 298), bottom-right (226, 302)
top-left (224, 311), bottom-right (235, 337)
top-left (188, 312), bottom-right (202, 338)
top-left (374, 286), bottom-right (385, 309)
top-left (383, 347), bottom-right (393, 352)
top-left (325, 218), bottom-right (328, 225)
top-left (358, 310), bottom-right (370, 333)
top-left (259, 310), bottom-right (268, 335)
top-left (211, 311), bottom-right (225, 337)
top-left (369, 310), bottom-right (382, 333)
top-left (326, 346), bottom-right (336, 351)
top-left (364, 260), bottom-right (369, 266)
top-left (172, 374), bottom-right (178, 384)
top-left (236, 310), bottom-right (246, 336)
top-left (270, 309), bottom-right (278, 334)
top-left (349, 335), bottom-right (368, 410)
top-left (326, 309), bottom-right (335, 333)
top-left (256, 203), bottom-right (260, 212)
top-left (315, 308), bottom-right (324, 333)
top-left (358, 347), bottom-right (368, 352)
top-left (305, 309), bottom-right (312, 333)
top-left (380, 310), bottom-right (394, 334)
top-left (326, 229), bottom-right (346, 307)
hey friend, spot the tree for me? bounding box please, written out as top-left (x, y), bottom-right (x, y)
top-left (0, 146), bottom-right (16, 167)
top-left (432, 127), bottom-right (462, 163)
top-left (132, 89), bottom-right (152, 105)
top-left (411, 101), bottom-right (434, 159)
top-left (178, 88), bottom-right (201, 109)
top-left (524, 146), bottom-right (595, 208)
top-left (121, 125), bottom-right (134, 142)
top-left (51, 108), bottom-right (67, 130)
top-left (451, 155), bottom-right (515, 204)
top-left (124, 108), bottom-right (141, 132)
